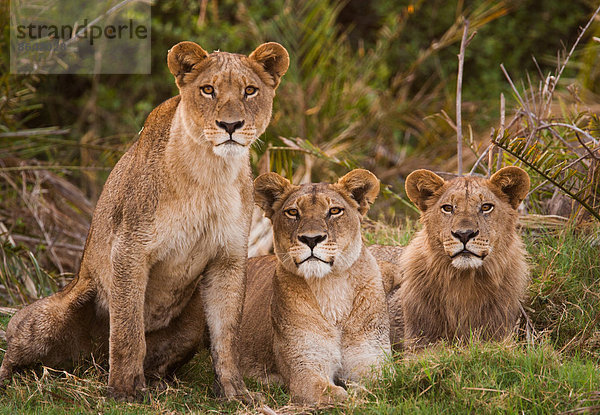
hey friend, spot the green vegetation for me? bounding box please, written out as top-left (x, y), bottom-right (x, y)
top-left (526, 228), bottom-right (600, 359)
top-left (1, 226), bottom-right (599, 414)
top-left (1, 343), bottom-right (598, 414)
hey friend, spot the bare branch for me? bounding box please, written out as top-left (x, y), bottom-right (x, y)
top-left (64, 0), bottom-right (145, 46)
top-left (0, 128), bottom-right (70, 138)
top-left (542, 4), bottom-right (600, 115)
top-left (471, 143), bottom-right (493, 175)
top-left (456, 18), bottom-right (470, 176)
top-left (501, 64), bottom-right (537, 147)
top-left (497, 93), bottom-right (505, 171)
top-left (542, 122), bottom-right (599, 145)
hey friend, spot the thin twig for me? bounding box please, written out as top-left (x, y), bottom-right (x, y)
top-left (471, 144), bottom-right (493, 175)
top-left (11, 234), bottom-right (84, 252)
top-left (574, 133), bottom-right (600, 161)
top-left (456, 18), bottom-right (470, 176)
top-left (258, 406), bottom-right (279, 415)
top-left (197, 0), bottom-right (209, 26)
top-left (463, 387), bottom-right (506, 393)
top-left (500, 64), bottom-right (537, 147)
top-left (489, 94), bottom-right (505, 175)
top-left (439, 110), bottom-right (458, 131)
top-left (0, 128), bottom-right (70, 138)
top-left (531, 55), bottom-right (544, 80)
top-left (497, 93), bottom-right (505, 171)
top-left (496, 140), bottom-right (600, 221)
top-left (542, 122), bottom-right (599, 145)
top-left (527, 152), bottom-right (593, 197)
top-left (64, 0), bottom-right (142, 46)
top-left (542, 4), bottom-right (600, 116)
top-left (519, 303), bottom-right (536, 345)
top-left (516, 107), bottom-right (594, 157)
top-left (0, 307), bottom-right (18, 316)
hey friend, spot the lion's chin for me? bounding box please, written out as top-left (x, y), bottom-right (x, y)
top-left (451, 254), bottom-right (484, 270)
top-left (297, 260), bottom-right (333, 279)
top-left (212, 142), bottom-right (249, 158)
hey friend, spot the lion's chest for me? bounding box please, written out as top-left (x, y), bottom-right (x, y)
top-left (307, 276), bottom-right (354, 325)
top-left (440, 275), bottom-right (507, 336)
top-left (143, 187), bottom-right (246, 331)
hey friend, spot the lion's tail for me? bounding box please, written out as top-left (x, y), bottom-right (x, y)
top-left (0, 271), bottom-right (98, 384)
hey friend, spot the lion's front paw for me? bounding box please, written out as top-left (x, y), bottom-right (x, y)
top-left (108, 372), bottom-right (146, 402)
top-left (214, 378), bottom-right (263, 404)
top-left (0, 360), bottom-right (13, 387)
top-left (292, 379), bottom-right (349, 405)
top-left (318, 384), bottom-right (348, 405)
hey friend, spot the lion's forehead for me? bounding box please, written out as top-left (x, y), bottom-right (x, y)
top-left (193, 53), bottom-right (262, 85)
top-left (208, 51), bottom-right (249, 69)
top-left (440, 178), bottom-right (500, 210)
top-left (283, 184), bottom-right (348, 212)
top-left (199, 67), bottom-right (260, 87)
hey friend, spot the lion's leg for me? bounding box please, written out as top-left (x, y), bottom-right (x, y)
top-left (278, 337), bottom-right (347, 405)
top-left (201, 250), bottom-right (252, 402)
top-left (341, 283), bottom-right (391, 382)
top-left (288, 369), bottom-right (348, 405)
top-left (144, 285), bottom-right (206, 380)
top-left (107, 247), bottom-right (148, 400)
top-left (387, 286), bottom-right (404, 351)
top-left (272, 321), bottom-right (347, 405)
top-left (0, 276), bottom-right (96, 384)
top-left (402, 297), bottom-right (446, 348)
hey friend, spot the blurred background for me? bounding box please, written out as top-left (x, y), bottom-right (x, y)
top-left (0, 0), bottom-right (599, 304)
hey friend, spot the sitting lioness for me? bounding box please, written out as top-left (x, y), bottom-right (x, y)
top-left (238, 170), bottom-right (391, 405)
top-left (0, 41), bottom-right (289, 400)
top-left (373, 166), bottom-right (530, 347)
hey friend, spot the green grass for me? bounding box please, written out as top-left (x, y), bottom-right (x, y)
top-left (372, 342), bottom-right (600, 414)
top-left (0, 225), bottom-right (599, 414)
top-left (525, 227), bottom-right (600, 360)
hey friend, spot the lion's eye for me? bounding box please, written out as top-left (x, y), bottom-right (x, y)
top-left (244, 86), bottom-right (258, 97)
top-left (441, 204), bottom-right (454, 214)
top-left (328, 207), bottom-right (344, 216)
top-left (284, 208), bottom-right (299, 218)
top-left (481, 203), bottom-right (494, 213)
top-left (200, 85), bottom-right (215, 97)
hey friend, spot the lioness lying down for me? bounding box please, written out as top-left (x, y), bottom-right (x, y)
top-left (239, 170), bottom-right (391, 405)
top-left (0, 41), bottom-right (289, 401)
top-left (372, 167), bottom-right (530, 348)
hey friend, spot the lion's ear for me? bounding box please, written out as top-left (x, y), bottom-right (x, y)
top-left (405, 169), bottom-right (445, 212)
top-left (254, 172), bottom-right (294, 219)
top-left (249, 42), bottom-right (290, 88)
top-left (489, 166), bottom-right (530, 209)
top-left (167, 41), bottom-right (209, 88)
top-left (336, 169), bottom-right (380, 216)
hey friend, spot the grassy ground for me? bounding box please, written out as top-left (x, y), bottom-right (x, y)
top-left (0, 224), bottom-right (599, 414)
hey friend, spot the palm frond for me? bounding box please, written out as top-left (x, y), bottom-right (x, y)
top-left (493, 131), bottom-right (600, 222)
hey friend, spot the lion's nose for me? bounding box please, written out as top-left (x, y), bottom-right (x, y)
top-left (298, 234), bottom-right (327, 249)
top-left (451, 229), bottom-right (479, 245)
top-left (216, 120), bottom-right (245, 135)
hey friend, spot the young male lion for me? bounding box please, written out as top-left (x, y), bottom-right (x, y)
top-left (0, 41), bottom-right (289, 400)
top-left (373, 167), bottom-right (530, 348)
top-left (238, 169), bottom-right (391, 405)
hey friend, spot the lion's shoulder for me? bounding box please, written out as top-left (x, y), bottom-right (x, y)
top-left (368, 244), bottom-right (403, 293)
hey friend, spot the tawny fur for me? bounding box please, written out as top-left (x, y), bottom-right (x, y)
top-left (238, 170), bottom-right (391, 405)
top-left (0, 41), bottom-right (289, 401)
top-left (368, 245), bottom-right (404, 350)
top-left (371, 167), bottom-right (530, 348)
